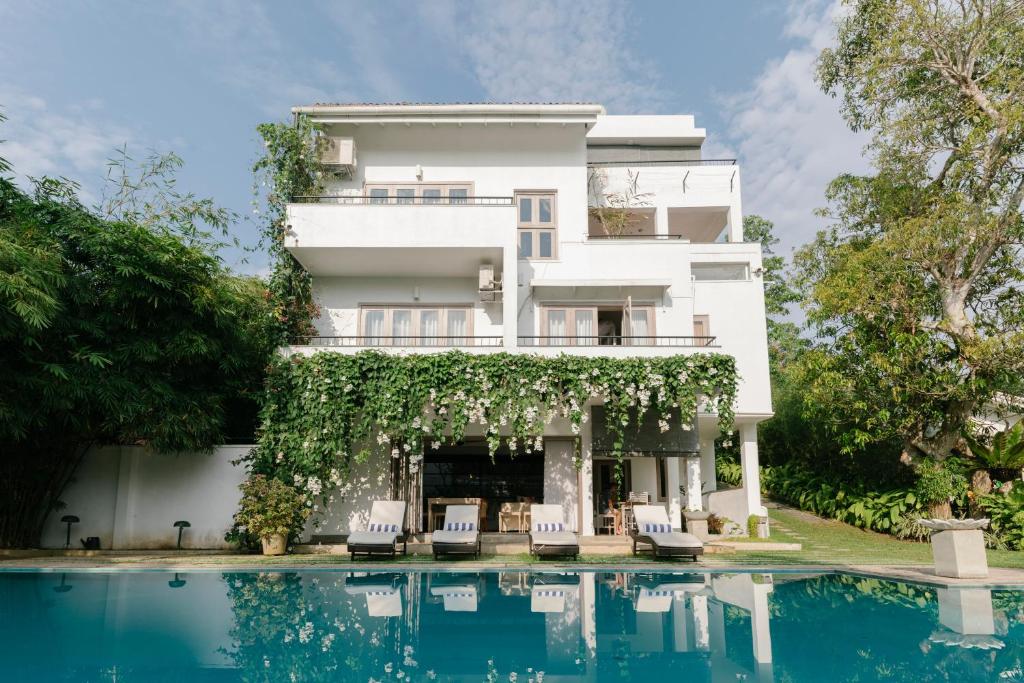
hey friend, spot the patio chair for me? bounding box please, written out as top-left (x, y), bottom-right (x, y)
top-left (346, 501), bottom-right (409, 560)
top-left (431, 504), bottom-right (481, 558)
top-left (631, 504), bottom-right (704, 561)
top-left (529, 504), bottom-right (580, 559)
top-left (344, 573), bottom-right (406, 617)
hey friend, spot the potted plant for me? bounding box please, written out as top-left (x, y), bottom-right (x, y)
top-left (231, 475), bottom-right (310, 555)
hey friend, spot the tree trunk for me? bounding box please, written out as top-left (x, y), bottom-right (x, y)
top-left (929, 501), bottom-right (952, 519)
top-left (0, 440), bottom-right (88, 548)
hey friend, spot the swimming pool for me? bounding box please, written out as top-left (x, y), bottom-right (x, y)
top-left (1, 569), bottom-right (1021, 681)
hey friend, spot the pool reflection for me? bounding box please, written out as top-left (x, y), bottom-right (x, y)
top-left (6, 570), bottom-right (1024, 682)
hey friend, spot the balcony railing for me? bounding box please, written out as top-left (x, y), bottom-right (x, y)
top-left (518, 336), bottom-right (716, 347)
top-left (291, 195), bottom-right (515, 206)
top-left (290, 335), bottom-right (504, 348)
top-left (587, 158), bottom-right (737, 168)
top-left (586, 234), bottom-right (686, 241)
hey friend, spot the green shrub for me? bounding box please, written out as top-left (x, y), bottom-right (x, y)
top-left (228, 475), bottom-right (310, 548)
top-left (977, 487), bottom-right (1024, 550)
top-left (706, 513), bottom-right (726, 535)
top-left (747, 514), bottom-right (760, 538)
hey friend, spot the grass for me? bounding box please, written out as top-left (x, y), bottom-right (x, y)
top-left (715, 507), bottom-right (1024, 569)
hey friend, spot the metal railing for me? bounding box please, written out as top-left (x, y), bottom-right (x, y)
top-left (517, 336), bottom-right (717, 347)
top-left (586, 233), bottom-right (686, 240)
top-left (291, 195), bottom-right (515, 206)
top-left (290, 335), bottom-right (504, 348)
top-left (587, 158), bottom-right (736, 168)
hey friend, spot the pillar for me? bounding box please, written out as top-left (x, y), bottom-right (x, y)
top-left (739, 422), bottom-right (766, 519)
top-left (666, 456), bottom-right (682, 529)
top-left (580, 413), bottom-right (595, 536)
top-left (751, 577), bottom-right (773, 665)
top-left (502, 244), bottom-right (518, 349)
top-left (685, 456), bottom-right (702, 512)
top-left (700, 436), bottom-right (717, 494)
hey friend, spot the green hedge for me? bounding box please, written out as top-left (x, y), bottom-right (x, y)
top-left (718, 460), bottom-right (924, 535)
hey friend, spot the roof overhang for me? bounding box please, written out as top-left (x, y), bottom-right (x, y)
top-left (531, 278), bottom-right (672, 297)
top-left (292, 103), bottom-right (605, 126)
top-left (587, 115), bottom-right (706, 146)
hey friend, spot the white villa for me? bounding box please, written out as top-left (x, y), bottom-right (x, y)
top-left (284, 103), bottom-right (772, 540)
top-left (40, 102), bottom-right (772, 549)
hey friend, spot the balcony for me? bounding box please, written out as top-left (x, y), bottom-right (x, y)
top-left (518, 335), bottom-right (716, 347)
top-left (285, 197), bottom-right (516, 277)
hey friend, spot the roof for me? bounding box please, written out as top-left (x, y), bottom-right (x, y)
top-left (291, 102), bottom-right (606, 124)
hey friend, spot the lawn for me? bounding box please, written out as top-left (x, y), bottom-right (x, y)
top-left (714, 506), bottom-right (1024, 569)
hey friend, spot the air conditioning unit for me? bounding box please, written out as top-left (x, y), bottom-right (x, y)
top-left (319, 136), bottom-right (357, 176)
top-left (479, 264), bottom-right (502, 302)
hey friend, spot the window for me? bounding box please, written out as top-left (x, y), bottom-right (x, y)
top-left (359, 306), bottom-right (474, 346)
top-left (691, 262), bottom-right (749, 281)
top-left (364, 183), bottom-right (473, 204)
top-left (541, 302), bottom-right (655, 345)
top-left (517, 191), bottom-right (557, 259)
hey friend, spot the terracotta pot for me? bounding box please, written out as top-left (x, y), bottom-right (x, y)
top-left (261, 533), bottom-right (287, 556)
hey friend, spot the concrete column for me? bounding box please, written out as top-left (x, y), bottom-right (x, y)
top-left (581, 573), bottom-right (597, 655)
top-left (685, 456), bottom-right (702, 512)
top-left (502, 244), bottom-right (518, 349)
top-left (666, 456), bottom-right (682, 529)
top-left (691, 594), bottom-right (710, 651)
top-left (671, 594), bottom-right (690, 652)
top-left (739, 422), bottom-right (766, 519)
top-left (656, 205), bottom-right (669, 237)
top-left (700, 436), bottom-right (717, 494)
top-left (580, 413), bottom-right (595, 536)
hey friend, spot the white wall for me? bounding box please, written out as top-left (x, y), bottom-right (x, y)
top-left (42, 445), bottom-right (251, 549)
top-left (543, 438), bottom-right (581, 532)
top-left (303, 448), bottom-right (392, 539)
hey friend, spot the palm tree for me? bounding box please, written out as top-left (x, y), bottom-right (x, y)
top-left (963, 422), bottom-right (1024, 484)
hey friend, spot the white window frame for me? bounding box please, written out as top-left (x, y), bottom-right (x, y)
top-left (540, 302), bottom-right (656, 345)
top-left (358, 305), bottom-right (474, 346)
top-left (690, 262), bottom-right (751, 282)
top-left (516, 191), bottom-right (557, 260)
top-left (363, 182), bottom-right (474, 204)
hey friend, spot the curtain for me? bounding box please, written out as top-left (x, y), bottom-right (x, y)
top-left (420, 310), bottom-right (439, 344)
top-left (393, 310), bottom-right (412, 345)
top-left (365, 311), bottom-right (385, 346)
top-left (630, 310), bottom-right (650, 345)
top-left (575, 310), bottom-right (595, 346)
top-left (547, 310), bottom-right (567, 346)
top-left (447, 310), bottom-right (467, 346)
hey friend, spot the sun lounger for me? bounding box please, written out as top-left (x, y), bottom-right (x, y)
top-left (431, 504), bottom-right (481, 558)
top-left (634, 575), bottom-right (707, 612)
top-left (528, 504), bottom-right (580, 558)
top-left (631, 504), bottom-right (704, 560)
top-left (530, 574), bottom-right (580, 613)
top-left (346, 501), bottom-right (408, 560)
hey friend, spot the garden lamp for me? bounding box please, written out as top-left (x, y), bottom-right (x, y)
top-left (60, 515), bottom-right (79, 549)
top-left (53, 573), bottom-right (72, 593)
top-left (173, 520), bottom-right (191, 549)
top-left (168, 572), bottom-right (186, 589)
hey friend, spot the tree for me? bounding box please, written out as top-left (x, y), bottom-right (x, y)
top-left (0, 175), bottom-right (273, 547)
top-left (797, 0), bottom-right (1024, 464)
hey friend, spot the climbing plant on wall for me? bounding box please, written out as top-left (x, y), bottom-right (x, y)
top-left (253, 116), bottom-right (326, 342)
top-left (249, 350), bottom-right (739, 502)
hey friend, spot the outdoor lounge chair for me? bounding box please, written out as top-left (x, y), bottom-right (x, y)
top-left (431, 504), bottom-right (481, 558)
top-left (529, 504), bottom-right (580, 558)
top-left (631, 504), bottom-right (704, 560)
top-left (634, 574), bottom-right (707, 612)
top-left (429, 583), bottom-right (479, 612)
top-left (346, 501), bottom-right (409, 560)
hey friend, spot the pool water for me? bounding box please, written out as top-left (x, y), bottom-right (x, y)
top-left (1, 570), bottom-right (1023, 682)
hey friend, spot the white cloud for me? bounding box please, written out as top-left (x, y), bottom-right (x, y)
top-left (418, 0), bottom-right (664, 113)
top-left (0, 88), bottom-right (136, 202)
top-left (718, 0), bottom-right (869, 255)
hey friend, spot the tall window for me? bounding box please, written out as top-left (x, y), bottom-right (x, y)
top-left (517, 192), bottom-right (556, 259)
top-left (540, 303), bottom-right (655, 345)
top-left (359, 306), bottom-right (473, 346)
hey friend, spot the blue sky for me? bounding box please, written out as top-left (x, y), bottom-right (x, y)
top-left (0, 0), bottom-right (867, 275)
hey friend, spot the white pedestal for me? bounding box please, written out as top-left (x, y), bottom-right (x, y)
top-left (931, 529), bottom-right (988, 579)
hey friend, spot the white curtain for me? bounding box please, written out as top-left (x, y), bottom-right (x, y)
top-left (547, 310), bottom-right (567, 346)
top-left (630, 310), bottom-right (650, 344)
top-left (420, 310), bottom-right (439, 344)
top-left (575, 310), bottom-right (595, 346)
top-left (365, 311), bottom-right (385, 346)
top-left (393, 310), bottom-right (412, 345)
top-left (447, 310), bottom-right (467, 346)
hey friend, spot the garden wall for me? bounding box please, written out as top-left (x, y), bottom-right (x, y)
top-left (40, 445), bottom-right (252, 550)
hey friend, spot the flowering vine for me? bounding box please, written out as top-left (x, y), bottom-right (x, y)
top-left (249, 351), bottom-right (738, 502)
